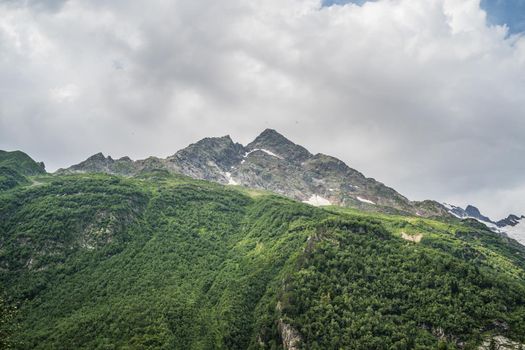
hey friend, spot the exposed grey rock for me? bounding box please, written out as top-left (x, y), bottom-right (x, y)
top-left (58, 129), bottom-right (451, 217)
top-left (444, 203), bottom-right (497, 224)
top-left (478, 336), bottom-right (524, 350)
top-left (497, 214), bottom-right (525, 228)
top-left (246, 128), bottom-right (311, 163)
top-left (277, 319), bottom-right (302, 350)
top-left (166, 135), bottom-right (245, 182)
top-left (465, 205), bottom-right (494, 223)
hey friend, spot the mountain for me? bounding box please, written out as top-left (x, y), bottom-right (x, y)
top-left (0, 150), bottom-right (45, 190)
top-left (58, 129), bottom-right (449, 218)
top-left (1, 165), bottom-right (525, 348)
top-left (464, 205), bottom-right (494, 223)
top-left (443, 203), bottom-right (495, 224)
top-left (443, 203), bottom-right (525, 246)
top-left (498, 215), bottom-right (525, 246)
top-left (0, 150), bottom-right (46, 176)
top-left (497, 214), bottom-right (525, 227)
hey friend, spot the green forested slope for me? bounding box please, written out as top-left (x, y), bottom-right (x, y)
top-left (0, 151), bottom-right (45, 191)
top-left (0, 151), bottom-right (45, 176)
top-left (0, 168), bottom-right (524, 349)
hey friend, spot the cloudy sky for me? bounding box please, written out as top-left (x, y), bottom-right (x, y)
top-left (1, 0), bottom-right (525, 219)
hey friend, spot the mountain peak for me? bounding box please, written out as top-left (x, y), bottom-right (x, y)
top-left (258, 128), bottom-right (284, 138)
top-left (251, 129), bottom-right (293, 146)
top-left (56, 129), bottom-right (447, 218)
top-left (465, 205), bottom-right (481, 216)
top-left (464, 205), bottom-right (494, 223)
top-left (497, 214), bottom-right (525, 228)
top-left (0, 149), bottom-right (46, 175)
top-left (180, 135), bottom-right (237, 151)
top-left (168, 134), bottom-right (245, 176)
top-left (87, 152), bottom-right (108, 161)
top-left (247, 129), bottom-right (311, 162)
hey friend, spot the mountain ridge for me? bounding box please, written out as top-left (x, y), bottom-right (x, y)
top-left (443, 203), bottom-right (525, 245)
top-left (57, 129), bottom-right (449, 218)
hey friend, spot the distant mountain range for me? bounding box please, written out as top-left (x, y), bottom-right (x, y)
top-left (443, 203), bottom-right (525, 245)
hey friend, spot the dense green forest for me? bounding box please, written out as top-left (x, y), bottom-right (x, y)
top-left (1, 153), bottom-right (525, 349)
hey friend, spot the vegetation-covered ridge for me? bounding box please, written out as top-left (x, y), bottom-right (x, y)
top-left (0, 150), bottom-right (45, 191)
top-left (0, 154), bottom-right (524, 349)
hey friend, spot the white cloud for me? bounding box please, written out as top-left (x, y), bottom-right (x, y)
top-left (1, 0), bottom-right (525, 218)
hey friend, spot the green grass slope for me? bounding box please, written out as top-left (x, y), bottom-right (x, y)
top-left (0, 150), bottom-right (45, 176)
top-left (0, 166), bottom-right (30, 191)
top-left (0, 172), bottom-right (524, 349)
top-left (0, 150), bottom-right (46, 191)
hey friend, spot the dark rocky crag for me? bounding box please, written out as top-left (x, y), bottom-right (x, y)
top-left (497, 214), bottom-right (525, 228)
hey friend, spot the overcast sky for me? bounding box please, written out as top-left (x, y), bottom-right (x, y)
top-left (1, 0), bottom-right (525, 219)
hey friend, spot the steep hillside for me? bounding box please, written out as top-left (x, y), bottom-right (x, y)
top-left (58, 129), bottom-right (448, 218)
top-left (1, 169), bottom-right (525, 349)
top-left (0, 150), bottom-right (45, 176)
top-left (0, 150), bottom-right (46, 191)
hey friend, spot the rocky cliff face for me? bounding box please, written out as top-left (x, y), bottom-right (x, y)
top-left (58, 129), bottom-right (448, 217)
top-left (497, 215), bottom-right (525, 246)
top-left (497, 214), bottom-right (525, 228)
top-left (442, 203), bottom-right (525, 245)
top-left (165, 135), bottom-right (245, 183)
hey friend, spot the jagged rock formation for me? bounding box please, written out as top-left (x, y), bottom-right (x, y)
top-left (443, 203), bottom-right (495, 223)
top-left (443, 203), bottom-right (525, 245)
top-left (497, 215), bottom-right (525, 246)
top-left (497, 214), bottom-right (525, 228)
top-left (57, 129), bottom-right (450, 217)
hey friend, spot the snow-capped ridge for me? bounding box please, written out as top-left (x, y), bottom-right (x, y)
top-left (443, 202), bottom-right (525, 246)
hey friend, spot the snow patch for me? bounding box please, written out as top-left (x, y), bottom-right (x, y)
top-left (244, 148), bottom-right (283, 159)
top-left (502, 220), bottom-right (525, 246)
top-left (302, 195), bottom-right (331, 207)
top-left (357, 196), bottom-right (375, 205)
top-left (442, 203), bottom-right (465, 218)
top-left (448, 210), bottom-right (463, 219)
top-left (474, 218), bottom-right (500, 231)
top-left (442, 203), bottom-right (455, 211)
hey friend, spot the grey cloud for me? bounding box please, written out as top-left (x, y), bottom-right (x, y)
top-left (0, 0), bottom-right (68, 12)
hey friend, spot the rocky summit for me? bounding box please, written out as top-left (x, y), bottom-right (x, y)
top-left (58, 129), bottom-right (448, 217)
